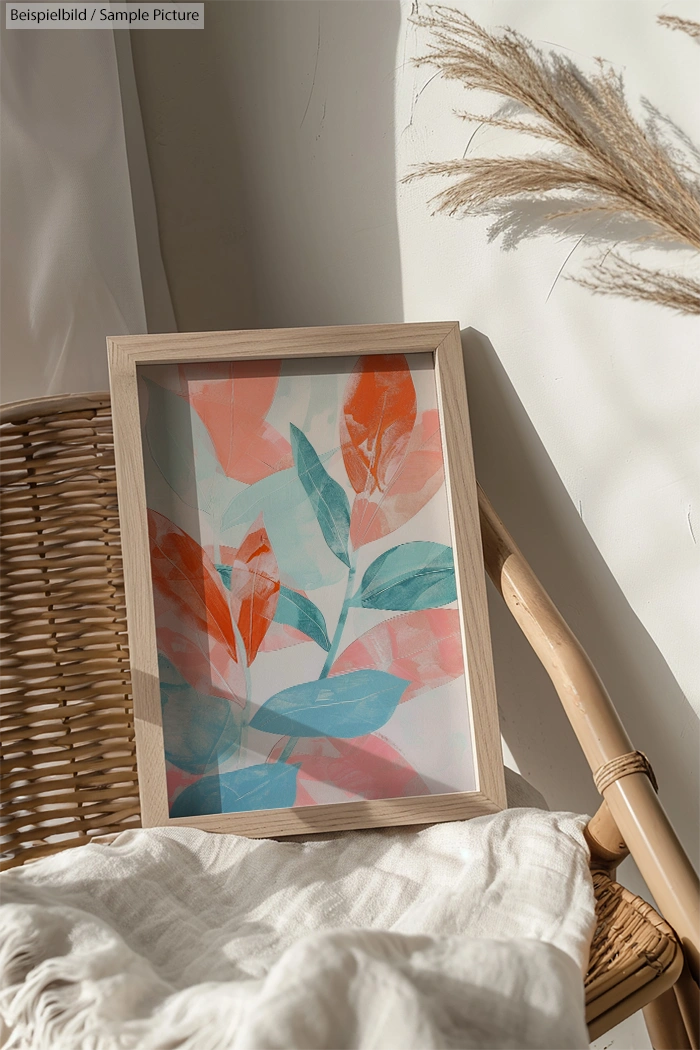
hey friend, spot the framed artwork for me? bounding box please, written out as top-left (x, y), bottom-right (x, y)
top-left (108, 323), bottom-right (505, 836)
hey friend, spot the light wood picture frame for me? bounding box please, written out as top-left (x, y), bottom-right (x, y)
top-left (108, 323), bottom-right (505, 836)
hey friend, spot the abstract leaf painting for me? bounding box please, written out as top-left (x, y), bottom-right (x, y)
top-left (138, 351), bottom-right (477, 818)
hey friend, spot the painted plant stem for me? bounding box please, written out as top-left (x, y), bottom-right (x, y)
top-left (319, 560), bottom-right (356, 679)
top-left (231, 619), bottom-right (252, 768)
top-left (232, 619), bottom-right (252, 705)
top-left (278, 736), bottom-right (297, 763)
top-left (275, 558), bottom-right (357, 764)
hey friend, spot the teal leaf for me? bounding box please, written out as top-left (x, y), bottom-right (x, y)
top-left (274, 585), bottom-right (331, 651)
top-left (170, 762), bottom-right (299, 817)
top-left (143, 377), bottom-right (221, 512)
top-left (290, 424), bottom-right (351, 567)
top-left (249, 669), bottom-right (408, 738)
top-left (159, 654), bottom-right (241, 776)
top-left (219, 462), bottom-right (345, 591)
top-left (353, 542), bottom-right (457, 611)
top-left (215, 563), bottom-right (232, 590)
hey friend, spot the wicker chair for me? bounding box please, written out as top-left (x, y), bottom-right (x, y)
top-left (2, 393), bottom-right (698, 1047)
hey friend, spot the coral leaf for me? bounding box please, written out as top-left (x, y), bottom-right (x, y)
top-left (148, 509), bottom-right (237, 661)
top-left (259, 621), bottom-right (310, 653)
top-left (269, 734), bottom-right (430, 805)
top-left (180, 361), bottom-right (293, 483)
top-left (340, 355), bottom-right (417, 496)
top-left (350, 409), bottom-right (445, 547)
top-left (330, 609), bottom-right (463, 702)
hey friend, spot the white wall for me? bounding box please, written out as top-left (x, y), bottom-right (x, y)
top-left (392, 0), bottom-right (700, 867)
top-left (134, 4), bottom-right (699, 1044)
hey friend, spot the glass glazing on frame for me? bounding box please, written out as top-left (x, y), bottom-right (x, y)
top-left (137, 352), bottom-right (477, 817)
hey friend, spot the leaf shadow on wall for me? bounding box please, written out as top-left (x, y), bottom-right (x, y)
top-left (462, 327), bottom-right (699, 896)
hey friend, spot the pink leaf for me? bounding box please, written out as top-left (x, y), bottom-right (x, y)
top-left (330, 608), bottom-right (463, 702)
top-left (228, 515), bottom-right (280, 664)
top-left (350, 409), bottom-right (445, 547)
top-left (259, 622), bottom-right (310, 652)
top-left (180, 361), bottom-right (292, 483)
top-left (156, 625), bottom-right (246, 707)
top-left (165, 761), bottom-right (201, 808)
top-left (340, 355), bottom-right (416, 496)
top-left (268, 734), bottom-right (430, 805)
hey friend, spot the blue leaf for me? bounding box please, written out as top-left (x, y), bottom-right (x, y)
top-left (219, 462), bottom-right (345, 591)
top-left (215, 563), bottom-right (232, 589)
top-left (170, 762), bottom-right (300, 817)
top-left (290, 424), bottom-right (351, 567)
top-left (159, 654), bottom-right (241, 776)
top-left (353, 542), bottom-right (457, 610)
top-left (249, 669), bottom-right (408, 738)
top-left (274, 585), bottom-right (331, 651)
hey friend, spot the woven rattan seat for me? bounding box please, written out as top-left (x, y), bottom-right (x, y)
top-left (585, 872), bottom-right (681, 1037)
top-left (0, 394), bottom-right (685, 1039)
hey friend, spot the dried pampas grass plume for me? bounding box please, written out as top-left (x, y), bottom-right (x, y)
top-left (658, 14), bottom-right (700, 41)
top-left (407, 6), bottom-right (700, 315)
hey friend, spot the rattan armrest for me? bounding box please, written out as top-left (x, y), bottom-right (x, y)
top-left (478, 485), bottom-right (699, 983)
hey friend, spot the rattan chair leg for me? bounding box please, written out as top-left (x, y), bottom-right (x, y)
top-left (643, 987), bottom-right (692, 1050)
top-left (584, 800), bottom-right (629, 870)
top-left (674, 964), bottom-right (699, 1050)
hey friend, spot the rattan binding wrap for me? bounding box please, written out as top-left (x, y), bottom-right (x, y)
top-left (0, 393), bottom-right (683, 1035)
top-left (1, 394), bottom-right (140, 871)
top-left (594, 751), bottom-right (659, 796)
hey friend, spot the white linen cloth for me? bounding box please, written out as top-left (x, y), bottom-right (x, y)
top-left (0, 809), bottom-right (595, 1050)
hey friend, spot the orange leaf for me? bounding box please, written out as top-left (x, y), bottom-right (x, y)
top-left (340, 355), bottom-right (417, 496)
top-left (268, 734), bottom-right (429, 804)
top-left (180, 361), bottom-right (293, 483)
top-left (228, 515), bottom-right (280, 664)
top-left (350, 409), bottom-right (444, 547)
top-left (330, 608), bottom-right (463, 702)
top-left (148, 509), bottom-right (237, 662)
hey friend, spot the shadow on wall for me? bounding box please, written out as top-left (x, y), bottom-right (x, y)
top-left (130, 0), bottom-right (405, 332)
top-left (462, 327), bottom-right (699, 893)
top-left (222, 0), bottom-right (405, 329)
top-left (129, 3), bottom-right (258, 332)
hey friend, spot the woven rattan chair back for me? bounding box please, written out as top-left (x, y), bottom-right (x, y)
top-left (1, 394), bottom-right (140, 870)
